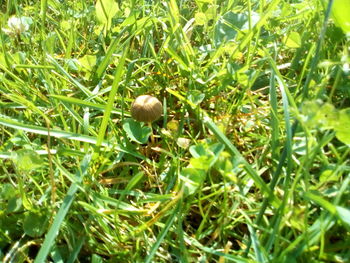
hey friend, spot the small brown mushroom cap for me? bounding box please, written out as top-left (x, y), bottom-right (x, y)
top-left (131, 95), bottom-right (163, 122)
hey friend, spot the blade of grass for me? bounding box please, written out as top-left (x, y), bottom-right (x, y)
top-left (50, 95), bottom-right (129, 116)
top-left (187, 235), bottom-right (251, 263)
top-left (205, 0), bottom-right (281, 69)
top-left (0, 116), bottom-right (147, 160)
top-left (266, 73), bottom-right (293, 254)
top-left (144, 200), bottom-right (180, 263)
top-left (269, 60), bottom-right (280, 160)
top-left (0, 116), bottom-right (107, 146)
top-left (96, 45), bottom-right (129, 147)
top-left (47, 55), bottom-right (95, 98)
top-left (247, 223), bottom-right (268, 263)
top-left (301, 0), bottom-right (334, 99)
top-left (280, 174), bottom-right (350, 260)
top-left (95, 36), bottom-right (123, 80)
top-left (34, 154), bottom-right (91, 263)
top-left (66, 236), bottom-right (86, 263)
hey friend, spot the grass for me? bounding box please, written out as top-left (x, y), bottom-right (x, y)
top-left (1, 0), bottom-right (350, 262)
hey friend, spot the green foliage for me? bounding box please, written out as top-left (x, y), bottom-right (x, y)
top-left (301, 100), bottom-right (350, 145)
top-left (95, 0), bottom-right (119, 35)
top-left (334, 109), bottom-right (350, 145)
top-left (12, 149), bottom-right (43, 171)
top-left (331, 0), bottom-right (350, 35)
top-left (284, 31), bottom-right (301, 48)
top-left (214, 11), bottom-right (259, 47)
top-left (23, 210), bottom-right (49, 237)
top-left (180, 142), bottom-right (225, 196)
top-left (122, 118), bottom-right (151, 144)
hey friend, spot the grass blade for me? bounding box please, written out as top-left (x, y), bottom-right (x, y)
top-left (0, 116), bottom-right (106, 146)
top-left (0, 116), bottom-right (147, 160)
top-left (34, 154), bottom-right (91, 263)
top-left (50, 94), bottom-right (128, 116)
top-left (144, 201), bottom-right (180, 263)
top-left (96, 45), bottom-right (129, 147)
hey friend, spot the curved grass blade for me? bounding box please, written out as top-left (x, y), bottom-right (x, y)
top-left (144, 201), bottom-right (180, 263)
top-left (34, 154), bottom-right (91, 263)
top-left (0, 116), bottom-right (107, 146)
top-left (96, 45), bottom-right (129, 147)
top-left (0, 116), bottom-right (147, 161)
top-left (47, 55), bottom-right (94, 98)
top-left (50, 95), bottom-right (128, 116)
top-left (188, 236), bottom-right (251, 263)
top-left (301, 0), bottom-right (333, 98)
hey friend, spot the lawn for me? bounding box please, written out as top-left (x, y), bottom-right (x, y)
top-left (1, 0), bottom-right (350, 262)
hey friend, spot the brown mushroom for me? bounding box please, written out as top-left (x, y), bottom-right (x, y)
top-left (131, 95), bottom-right (163, 123)
top-left (131, 95), bottom-right (163, 144)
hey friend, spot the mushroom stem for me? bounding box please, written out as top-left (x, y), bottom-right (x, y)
top-left (148, 122), bottom-right (155, 144)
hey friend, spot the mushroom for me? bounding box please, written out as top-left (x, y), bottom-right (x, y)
top-left (131, 95), bottom-right (163, 143)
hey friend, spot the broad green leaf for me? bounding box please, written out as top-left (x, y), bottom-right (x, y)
top-left (214, 151), bottom-right (237, 182)
top-left (180, 167), bottom-right (206, 196)
top-left (331, 0), bottom-right (350, 34)
top-left (1, 183), bottom-right (16, 200)
top-left (92, 254), bottom-right (104, 263)
top-left (187, 90), bottom-right (205, 105)
top-left (190, 156), bottom-right (213, 170)
top-left (336, 206), bottom-right (350, 226)
top-left (301, 100), bottom-right (338, 129)
top-left (122, 118), bottom-right (151, 144)
top-left (189, 142), bottom-right (224, 168)
top-left (214, 11), bottom-right (259, 47)
top-left (194, 12), bottom-right (207, 26)
top-left (334, 108), bottom-right (350, 145)
top-left (78, 55), bottom-right (97, 72)
top-left (284, 31), bottom-right (301, 48)
top-left (95, 0), bottom-right (119, 33)
top-left (319, 102), bottom-right (339, 128)
top-left (7, 196), bottom-right (22, 213)
top-left (23, 211), bottom-right (49, 237)
top-left (12, 149), bottom-right (43, 171)
top-left (319, 169), bottom-right (339, 183)
top-left (189, 144), bottom-right (207, 158)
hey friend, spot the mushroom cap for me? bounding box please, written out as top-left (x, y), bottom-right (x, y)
top-left (131, 95), bottom-right (163, 122)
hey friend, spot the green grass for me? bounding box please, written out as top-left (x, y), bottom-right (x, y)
top-left (1, 0), bottom-right (350, 262)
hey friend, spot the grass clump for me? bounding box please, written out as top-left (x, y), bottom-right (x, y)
top-left (1, 0), bottom-right (350, 262)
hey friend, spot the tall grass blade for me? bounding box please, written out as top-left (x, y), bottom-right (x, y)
top-left (96, 45), bottom-right (129, 147)
top-left (0, 116), bottom-right (106, 146)
top-left (50, 95), bottom-right (127, 116)
top-left (144, 201), bottom-right (180, 263)
top-left (34, 154), bottom-right (91, 263)
top-left (301, 0), bottom-right (334, 98)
